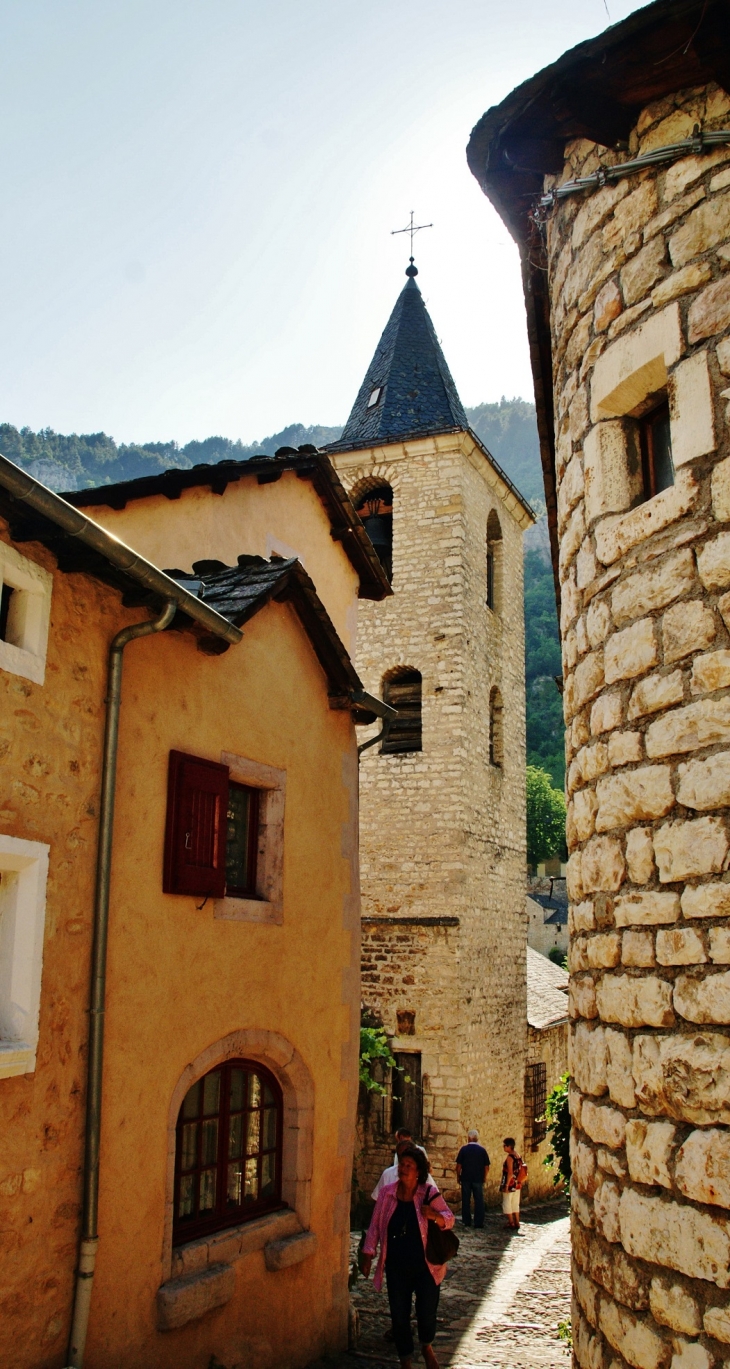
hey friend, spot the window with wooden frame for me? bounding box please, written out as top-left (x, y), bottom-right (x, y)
top-left (381, 669), bottom-right (422, 754)
top-left (525, 1061), bottom-right (547, 1152)
top-left (356, 484), bottom-right (393, 583)
top-left (639, 397), bottom-right (674, 502)
top-left (174, 1059), bottom-right (283, 1242)
top-left (163, 751), bottom-right (260, 900)
top-left (391, 1051), bottom-right (422, 1140)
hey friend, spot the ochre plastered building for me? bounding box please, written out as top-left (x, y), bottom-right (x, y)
top-left (0, 453), bottom-right (387, 1368)
top-left (470, 0), bottom-right (730, 1362)
top-left (326, 265), bottom-right (535, 1200)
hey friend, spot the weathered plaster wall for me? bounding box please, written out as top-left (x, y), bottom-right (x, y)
top-left (546, 82), bottom-right (730, 1369)
top-left (0, 526), bottom-right (360, 1369)
top-left (81, 469), bottom-right (361, 653)
top-left (332, 431), bottom-right (530, 1201)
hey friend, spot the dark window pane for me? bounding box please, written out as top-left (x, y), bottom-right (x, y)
top-left (263, 1106), bottom-right (277, 1150)
top-left (201, 1118), bottom-right (218, 1166)
top-left (652, 407), bottom-right (674, 494)
top-left (182, 1080), bottom-right (201, 1119)
top-left (199, 1169), bottom-right (216, 1212)
top-left (178, 1173), bottom-right (194, 1219)
top-left (228, 1113), bottom-right (243, 1159)
top-left (230, 1067), bottom-right (245, 1112)
top-left (263, 1081), bottom-right (275, 1106)
top-left (203, 1071), bottom-right (221, 1115)
top-left (227, 1162), bottom-right (243, 1206)
top-left (244, 1157), bottom-right (259, 1203)
top-left (261, 1152), bottom-right (276, 1198)
top-left (181, 1122), bottom-right (198, 1172)
top-left (225, 784), bottom-right (259, 897)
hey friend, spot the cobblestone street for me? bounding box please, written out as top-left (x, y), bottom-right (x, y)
top-left (310, 1199), bottom-right (571, 1369)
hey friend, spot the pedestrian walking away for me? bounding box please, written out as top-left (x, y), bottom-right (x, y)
top-left (361, 1144), bottom-right (454, 1369)
top-left (455, 1128), bottom-right (490, 1229)
top-left (499, 1136), bottom-right (527, 1231)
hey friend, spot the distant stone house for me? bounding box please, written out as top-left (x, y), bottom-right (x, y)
top-left (469, 0), bottom-right (730, 1363)
top-left (527, 876), bottom-right (569, 962)
top-left (525, 947), bottom-right (569, 1199)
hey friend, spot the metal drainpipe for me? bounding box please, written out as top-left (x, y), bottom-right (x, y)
top-left (65, 599), bottom-right (176, 1369)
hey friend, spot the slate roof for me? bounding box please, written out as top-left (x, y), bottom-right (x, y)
top-left (63, 450), bottom-right (391, 602)
top-left (329, 268), bottom-right (469, 451)
top-left (164, 554), bottom-right (374, 714)
top-left (529, 885), bottom-right (568, 927)
top-left (526, 946), bottom-right (569, 1032)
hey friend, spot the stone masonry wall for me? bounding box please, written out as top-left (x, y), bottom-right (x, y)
top-left (545, 82), bottom-right (730, 1369)
top-left (332, 432), bottom-right (529, 1203)
top-left (526, 1021), bottom-right (569, 1200)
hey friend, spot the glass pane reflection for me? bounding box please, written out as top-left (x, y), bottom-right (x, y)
top-left (201, 1119), bottom-right (218, 1166)
top-left (181, 1122), bottom-right (198, 1171)
top-left (244, 1157), bottom-right (259, 1203)
top-left (229, 1068), bottom-right (245, 1112)
top-left (227, 1162), bottom-right (242, 1206)
top-left (199, 1169), bottom-right (216, 1211)
top-left (203, 1071), bottom-right (221, 1115)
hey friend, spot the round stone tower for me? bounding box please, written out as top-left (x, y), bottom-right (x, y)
top-left (470, 2), bottom-right (730, 1364)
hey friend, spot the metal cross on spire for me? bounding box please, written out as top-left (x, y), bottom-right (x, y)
top-left (391, 211), bottom-right (433, 265)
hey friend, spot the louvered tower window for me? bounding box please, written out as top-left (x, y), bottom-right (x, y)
top-left (382, 670), bottom-right (422, 754)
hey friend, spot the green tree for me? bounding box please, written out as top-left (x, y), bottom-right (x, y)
top-left (359, 1026), bottom-right (397, 1094)
top-left (526, 765), bottom-right (566, 867)
top-left (543, 1071), bottom-right (571, 1190)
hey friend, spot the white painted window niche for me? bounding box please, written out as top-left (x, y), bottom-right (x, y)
top-left (0, 834), bottom-right (50, 1079)
top-left (215, 752), bottom-right (286, 924)
top-left (0, 541), bottom-right (53, 685)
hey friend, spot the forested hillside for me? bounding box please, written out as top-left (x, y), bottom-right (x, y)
top-left (0, 400), bottom-right (563, 784)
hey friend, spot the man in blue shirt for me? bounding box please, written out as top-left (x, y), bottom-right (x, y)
top-left (455, 1129), bottom-right (490, 1229)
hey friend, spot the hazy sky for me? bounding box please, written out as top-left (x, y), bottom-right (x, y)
top-left (2, 0), bottom-right (648, 446)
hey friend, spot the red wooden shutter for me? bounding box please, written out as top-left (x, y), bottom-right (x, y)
top-left (163, 751), bottom-right (229, 897)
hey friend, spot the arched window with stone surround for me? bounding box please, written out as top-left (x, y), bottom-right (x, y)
top-left (486, 510), bottom-right (503, 614)
top-left (489, 686), bottom-right (504, 768)
top-left (354, 480), bottom-right (394, 583)
top-left (382, 668), bottom-right (422, 754)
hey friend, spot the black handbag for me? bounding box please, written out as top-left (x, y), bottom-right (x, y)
top-left (424, 1187), bottom-right (459, 1264)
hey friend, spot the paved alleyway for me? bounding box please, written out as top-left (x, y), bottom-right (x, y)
top-left (312, 1199), bottom-right (571, 1369)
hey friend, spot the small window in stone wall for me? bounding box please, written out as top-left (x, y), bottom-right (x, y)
top-left (391, 1051), bottom-right (422, 1139)
top-left (489, 686), bottom-right (504, 768)
top-left (639, 396), bottom-right (674, 502)
top-left (525, 1061), bottom-right (547, 1152)
top-left (382, 670), bottom-right (422, 754)
top-left (486, 509), bottom-right (503, 614)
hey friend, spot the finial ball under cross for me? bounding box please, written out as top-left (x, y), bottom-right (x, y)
top-left (392, 211), bottom-right (433, 276)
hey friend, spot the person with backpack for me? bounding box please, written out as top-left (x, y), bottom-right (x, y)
top-left (499, 1137), bottom-right (527, 1231)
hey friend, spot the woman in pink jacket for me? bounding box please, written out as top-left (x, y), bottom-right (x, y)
top-left (361, 1144), bottom-right (455, 1369)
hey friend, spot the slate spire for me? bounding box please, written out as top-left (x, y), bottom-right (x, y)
top-left (333, 262), bottom-right (468, 449)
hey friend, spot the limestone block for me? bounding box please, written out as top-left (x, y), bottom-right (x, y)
top-left (605, 181), bottom-right (658, 250)
top-left (587, 598), bottom-right (612, 651)
top-left (573, 899), bottom-right (597, 931)
top-left (704, 1304), bottom-right (730, 1343)
top-left (621, 236), bottom-right (667, 307)
top-left (674, 970), bottom-right (730, 1024)
top-left (581, 835), bottom-right (626, 892)
top-left (561, 572), bottom-right (581, 634)
top-left (664, 147), bottom-right (730, 201)
top-left (647, 698), bottom-right (730, 759)
top-left (570, 386), bottom-right (590, 443)
top-left (558, 455), bottom-right (586, 529)
top-left (587, 933), bottom-right (622, 968)
top-left (662, 600), bottom-right (716, 663)
top-left (592, 691), bottom-right (623, 735)
top-left (612, 551), bottom-right (695, 629)
top-left (620, 1186), bottom-right (730, 1287)
top-left (670, 1338), bottom-right (712, 1369)
top-left (595, 1178), bottom-right (621, 1243)
top-left (597, 1147), bottom-right (628, 1178)
top-left (595, 277), bottom-right (623, 333)
top-left (581, 1100), bottom-right (626, 1149)
top-left (698, 533), bottom-right (730, 592)
top-left (654, 817), bottom-right (729, 882)
top-left (605, 618), bottom-right (658, 683)
top-left (670, 196), bottom-right (730, 269)
top-left (656, 928), bottom-right (708, 966)
top-left (625, 1118), bottom-right (678, 1188)
top-left (572, 789), bottom-right (599, 843)
top-left (572, 1134), bottom-right (599, 1195)
top-left (691, 650), bottom-right (730, 696)
top-left (628, 672), bottom-right (684, 719)
top-left (688, 276), bottom-right (730, 344)
top-left (573, 1263), bottom-right (601, 1326)
top-left (614, 891), bottom-right (679, 927)
top-left (712, 457), bottom-right (730, 523)
top-left (596, 973), bottom-right (675, 1028)
top-left (561, 500), bottom-right (587, 573)
top-left (652, 261), bottom-right (712, 306)
top-left (571, 936), bottom-right (591, 973)
top-left (264, 1230), bottom-right (317, 1271)
top-left (581, 741), bottom-right (610, 781)
top-left (719, 590), bottom-right (730, 636)
top-left (712, 165), bottom-right (730, 192)
top-left (622, 930), bottom-right (656, 967)
top-left (675, 1128), bottom-right (730, 1209)
top-left (709, 926), bottom-right (730, 963)
top-left (606, 1028), bottom-right (637, 1107)
top-left (574, 181), bottom-right (630, 250)
top-left (589, 1235), bottom-right (652, 1313)
top-left (642, 109), bottom-right (695, 153)
top-left (669, 350), bottom-right (716, 469)
top-left (609, 297), bottom-right (653, 339)
top-left (574, 710), bottom-right (592, 750)
top-left (595, 468), bottom-right (700, 566)
top-left (583, 421), bottom-right (641, 523)
top-left (595, 765), bottom-right (674, 830)
top-left (570, 1083), bottom-right (585, 1125)
top-left (565, 316), bottom-right (593, 378)
top-left (574, 651), bottom-right (605, 710)
top-left (576, 613), bottom-right (590, 658)
top-left (599, 1297), bottom-right (670, 1369)
top-left (574, 1307), bottom-right (605, 1369)
top-left (568, 850), bottom-right (584, 900)
top-left (609, 731), bottom-right (643, 767)
top-left (625, 827), bottom-right (656, 884)
top-left (572, 1186), bottom-right (595, 1230)
top-left (156, 1263), bottom-right (235, 1331)
top-left (718, 338), bottom-right (730, 376)
top-left (682, 882), bottom-right (730, 918)
top-left (571, 975), bottom-right (598, 1020)
top-left (591, 303), bottom-right (683, 422)
top-left (650, 1276), bottom-right (702, 1336)
top-left (632, 1031), bottom-right (730, 1125)
top-left (678, 751), bottom-right (730, 810)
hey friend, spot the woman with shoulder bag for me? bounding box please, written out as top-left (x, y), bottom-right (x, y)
top-left (500, 1137), bottom-right (527, 1231)
top-left (361, 1144), bottom-right (455, 1369)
